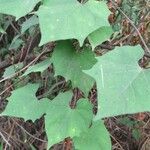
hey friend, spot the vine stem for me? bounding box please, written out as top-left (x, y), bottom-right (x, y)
top-left (110, 0), bottom-right (150, 55)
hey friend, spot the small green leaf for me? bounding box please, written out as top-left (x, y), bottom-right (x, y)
top-left (21, 15), bottom-right (39, 33)
top-left (88, 26), bottom-right (113, 50)
top-left (22, 58), bottom-right (51, 76)
top-left (51, 41), bottom-right (97, 95)
top-left (3, 63), bottom-right (23, 78)
top-left (45, 91), bottom-right (93, 148)
top-left (132, 129), bottom-right (141, 140)
top-left (85, 45), bottom-right (150, 119)
top-left (73, 121), bottom-right (111, 150)
top-left (2, 84), bottom-right (49, 121)
top-left (119, 117), bottom-right (135, 128)
top-left (37, 0), bottom-right (110, 46)
top-left (9, 35), bottom-right (23, 50)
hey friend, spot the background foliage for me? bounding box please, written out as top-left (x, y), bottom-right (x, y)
top-left (0, 0), bottom-right (149, 149)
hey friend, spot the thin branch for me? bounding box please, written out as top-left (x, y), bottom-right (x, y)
top-left (0, 76), bottom-right (27, 96)
top-left (13, 119), bottom-right (47, 143)
top-left (0, 32), bottom-right (40, 70)
top-left (0, 54), bottom-right (35, 70)
top-left (0, 43), bottom-right (54, 84)
top-left (0, 49), bottom-right (54, 97)
top-left (37, 80), bottom-right (66, 99)
top-left (0, 131), bottom-right (11, 147)
top-left (110, 134), bottom-right (124, 150)
top-left (110, 0), bottom-right (150, 55)
top-left (9, 21), bottom-right (21, 35)
top-left (4, 123), bottom-right (15, 150)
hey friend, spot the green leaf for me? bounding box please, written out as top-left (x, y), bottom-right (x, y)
top-left (88, 26), bottom-right (113, 50)
top-left (21, 15), bottom-right (39, 34)
top-left (132, 129), bottom-right (141, 140)
top-left (51, 41), bottom-right (97, 96)
top-left (73, 121), bottom-right (111, 150)
top-left (9, 35), bottom-right (23, 50)
top-left (45, 91), bottom-right (93, 148)
top-left (2, 84), bottom-right (49, 121)
top-left (119, 117), bottom-right (135, 128)
top-left (85, 45), bottom-right (150, 120)
top-left (0, 0), bottom-right (40, 19)
top-left (3, 63), bottom-right (23, 78)
top-left (36, 0), bottom-right (110, 46)
top-left (30, 145), bottom-right (36, 150)
top-left (0, 144), bottom-right (2, 150)
top-left (22, 58), bottom-right (51, 76)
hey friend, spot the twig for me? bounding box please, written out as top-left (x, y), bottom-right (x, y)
top-left (9, 21), bottom-right (21, 36)
top-left (0, 77), bottom-right (26, 96)
top-left (13, 119), bottom-right (47, 143)
top-left (110, 134), bottom-right (124, 150)
top-left (0, 127), bottom-right (24, 148)
top-left (0, 43), bottom-right (54, 84)
top-left (0, 54), bottom-right (35, 70)
top-left (4, 122), bottom-right (15, 150)
top-left (0, 48), bottom-right (54, 97)
top-left (37, 80), bottom-right (66, 99)
top-left (0, 33), bottom-right (41, 70)
top-left (0, 131), bottom-right (11, 147)
top-left (19, 31), bottom-right (40, 63)
top-left (110, 0), bottom-right (150, 55)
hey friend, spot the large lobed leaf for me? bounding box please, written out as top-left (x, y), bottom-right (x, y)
top-left (36, 0), bottom-right (110, 46)
top-left (45, 91), bottom-right (93, 148)
top-left (85, 45), bottom-right (150, 120)
top-left (0, 0), bottom-right (111, 46)
top-left (51, 41), bottom-right (97, 96)
top-left (0, 0), bottom-right (40, 19)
